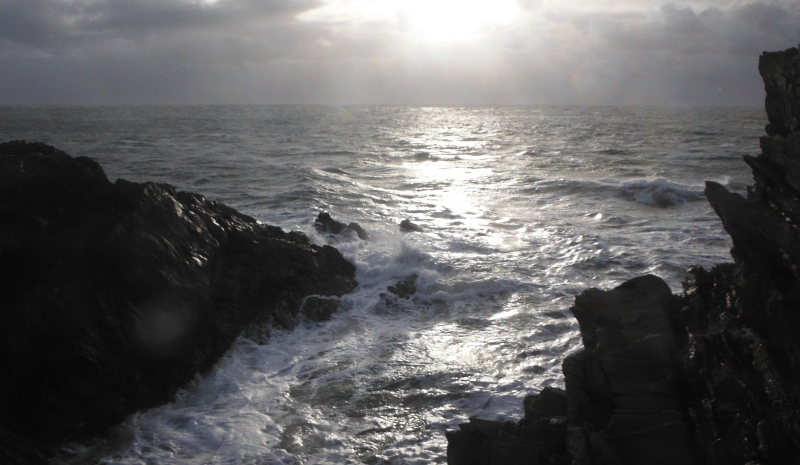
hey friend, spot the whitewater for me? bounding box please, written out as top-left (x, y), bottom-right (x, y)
top-left (0, 105), bottom-right (763, 464)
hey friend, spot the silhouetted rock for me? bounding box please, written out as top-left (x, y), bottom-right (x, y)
top-left (400, 219), bottom-right (423, 232)
top-left (447, 44), bottom-right (800, 465)
top-left (565, 276), bottom-right (700, 465)
top-left (314, 211), bottom-right (369, 240)
top-left (387, 274), bottom-right (418, 299)
top-left (760, 46), bottom-right (800, 137)
top-left (448, 388), bottom-right (570, 465)
top-left (0, 141), bottom-right (357, 463)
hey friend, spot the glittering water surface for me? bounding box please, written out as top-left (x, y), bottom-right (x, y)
top-left (0, 105), bottom-right (763, 464)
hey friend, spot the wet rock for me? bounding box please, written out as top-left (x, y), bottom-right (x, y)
top-left (387, 274), bottom-right (418, 299)
top-left (0, 141), bottom-right (357, 463)
top-left (314, 211), bottom-right (369, 240)
top-left (315, 211), bottom-right (347, 234)
top-left (400, 219), bottom-right (423, 232)
top-left (346, 222), bottom-right (369, 240)
top-left (300, 295), bottom-right (342, 321)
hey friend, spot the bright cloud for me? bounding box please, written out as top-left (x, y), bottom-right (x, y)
top-left (300, 0), bottom-right (521, 41)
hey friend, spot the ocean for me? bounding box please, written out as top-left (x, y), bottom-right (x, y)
top-left (0, 105), bottom-right (763, 464)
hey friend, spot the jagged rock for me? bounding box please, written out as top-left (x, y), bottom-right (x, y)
top-left (679, 264), bottom-right (800, 464)
top-left (0, 141), bottom-right (357, 463)
top-left (314, 211), bottom-right (369, 240)
top-left (400, 219), bottom-right (423, 232)
top-left (759, 46), bottom-right (800, 136)
top-left (704, 181), bottom-right (800, 296)
top-left (387, 274), bottom-right (418, 299)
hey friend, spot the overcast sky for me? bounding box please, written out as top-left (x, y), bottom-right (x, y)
top-left (0, 0), bottom-right (797, 105)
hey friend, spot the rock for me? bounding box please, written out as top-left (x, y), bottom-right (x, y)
top-left (387, 274), bottom-right (418, 299)
top-left (315, 211), bottom-right (347, 234)
top-left (524, 387), bottom-right (567, 420)
top-left (0, 141), bottom-right (357, 463)
top-left (300, 295), bottom-right (342, 321)
top-left (448, 45), bottom-right (800, 465)
top-left (446, 418), bottom-right (548, 465)
top-left (449, 389), bottom-right (569, 465)
top-left (565, 276), bottom-right (700, 465)
top-left (759, 46), bottom-right (800, 136)
top-left (400, 219), bottom-right (423, 232)
top-left (314, 211), bottom-right (369, 240)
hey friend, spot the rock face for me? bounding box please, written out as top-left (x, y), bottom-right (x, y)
top-left (0, 141), bottom-right (357, 463)
top-left (447, 387), bottom-right (569, 465)
top-left (681, 45), bottom-right (800, 464)
top-left (447, 45), bottom-right (800, 464)
top-left (565, 275), bottom-right (700, 465)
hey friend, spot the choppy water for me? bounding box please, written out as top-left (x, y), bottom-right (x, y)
top-left (0, 105), bottom-right (763, 464)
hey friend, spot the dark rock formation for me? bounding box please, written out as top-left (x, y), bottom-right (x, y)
top-left (447, 45), bottom-right (800, 464)
top-left (400, 219), bottom-right (423, 233)
top-left (447, 387), bottom-right (569, 465)
top-left (678, 45), bottom-right (800, 464)
top-left (760, 46), bottom-right (800, 137)
top-left (564, 276), bottom-right (701, 465)
top-left (314, 211), bottom-right (369, 240)
top-left (387, 274), bottom-right (418, 299)
top-left (0, 141), bottom-right (357, 463)
top-left (379, 274), bottom-right (419, 307)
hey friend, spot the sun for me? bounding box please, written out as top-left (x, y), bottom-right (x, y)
top-left (299, 0), bottom-right (521, 42)
top-left (398, 0), bottom-right (520, 40)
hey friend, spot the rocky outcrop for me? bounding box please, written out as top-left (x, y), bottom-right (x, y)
top-left (447, 387), bottom-right (569, 465)
top-left (400, 219), bottom-right (423, 233)
top-left (564, 275), bottom-right (700, 465)
top-left (447, 45), bottom-right (800, 464)
top-left (679, 45), bottom-right (800, 464)
top-left (0, 141), bottom-right (357, 463)
top-left (315, 211), bottom-right (369, 240)
top-left (760, 46), bottom-right (800, 137)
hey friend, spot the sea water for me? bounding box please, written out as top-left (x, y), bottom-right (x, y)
top-left (0, 105), bottom-right (763, 464)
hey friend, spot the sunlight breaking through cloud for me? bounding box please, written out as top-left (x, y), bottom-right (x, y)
top-left (299, 0), bottom-right (521, 42)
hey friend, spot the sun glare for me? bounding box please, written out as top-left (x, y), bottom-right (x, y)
top-left (299, 0), bottom-right (521, 42)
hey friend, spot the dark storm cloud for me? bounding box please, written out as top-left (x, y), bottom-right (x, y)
top-left (591, 1), bottom-right (800, 104)
top-left (0, 0), bottom-right (320, 48)
top-left (0, 0), bottom-right (798, 104)
top-left (480, 1), bottom-right (800, 105)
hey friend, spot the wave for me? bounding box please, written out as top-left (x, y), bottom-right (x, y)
top-left (618, 177), bottom-right (704, 207)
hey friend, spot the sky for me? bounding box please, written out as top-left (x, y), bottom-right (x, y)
top-left (0, 0), bottom-right (798, 105)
